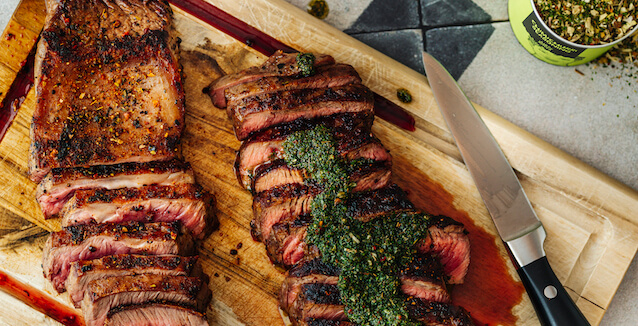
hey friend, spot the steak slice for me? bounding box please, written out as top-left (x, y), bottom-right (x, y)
top-left (228, 83), bottom-right (373, 140)
top-left (105, 303), bottom-right (209, 326)
top-left (251, 182), bottom-right (321, 242)
top-left (207, 51), bottom-right (335, 108)
top-left (235, 113), bottom-right (374, 191)
top-left (399, 255), bottom-right (450, 303)
top-left (36, 159), bottom-right (194, 219)
top-left (346, 185), bottom-right (414, 222)
top-left (417, 216), bottom-right (471, 284)
top-left (81, 274), bottom-right (210, 326)
top-left (66, 254), bottom-right (197, 307)
top-left (224, 63), bottom-right (361, 115)
top-left (29, 0), bottom-right (184, 181)
top-left (43, 221), bottom-right (195, 293)
top-left (264, 214), bottom-right (320, 268)
top-left (279, 259), bottom-right (341, 316)
top-left (405, 299), bottom-right (474, 326)
top-left (251, 137), bottom-right (391, 194)
top-left (282, 259), bottom-right (468, 326)
top-left (60, 183), bottom-right (217, 239)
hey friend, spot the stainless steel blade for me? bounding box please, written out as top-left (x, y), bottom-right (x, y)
top-left (422, 52), bottom-right (545, 264)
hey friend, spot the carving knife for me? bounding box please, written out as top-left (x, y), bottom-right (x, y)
top-left (421, 52), bottom-right (590, 326)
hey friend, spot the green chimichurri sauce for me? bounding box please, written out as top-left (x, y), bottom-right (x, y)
top-left (397, 88), bottom-right (412, 103)
top-left (283, 125), bottom-right (432, 326)
top-left (296, 53), bottom-right (316, 78)
top-left (307, 0), bottom-right (329, 19)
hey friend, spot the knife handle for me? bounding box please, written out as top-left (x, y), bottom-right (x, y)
top-left (518, 257), bottom-right (590, 326)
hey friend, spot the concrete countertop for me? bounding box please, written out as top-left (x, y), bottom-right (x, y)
top-left (1, 0), bottom-right (636, 324)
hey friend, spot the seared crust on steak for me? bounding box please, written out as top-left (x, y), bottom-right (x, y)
top-left (37, 159), bottom-right (195, 219)
top-left (229, 82), bottom-right (372, 140)
top-left (43, 221), bottom-right (195, 293)
top-left (61, 183), bottom-right (217, 239)
top-left (30, 0), bottom-right (184, 181)
top-left (417, 216), bottom-right (471, 284)
top-left (207, 51), bottom-right (335, 109)
top-left (66, 254), bottom-right (197, 307)
top-left (82, 274), bottom-right (210, 326)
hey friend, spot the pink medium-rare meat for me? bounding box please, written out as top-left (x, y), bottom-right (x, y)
top-left (105, 303), bottom-right (209, 326)
top-left (417, 216), bottom-right (471, 284)
top-left (207, 51), bottom-right (335, 108)
top-left (60, 183), bottom-right (217, 239)
top-left (227, 83), bottom-right (373, 140)
top-left (43, 221), bottom-right (195, 293)
top-left (36, 159), bottom-right (195, 219)
top-left (66, 254), bottom-right (197, 307)
top-left (81, 274), bottom-right (210, 326)
top-left (29, 0), bottom-right (184, 182)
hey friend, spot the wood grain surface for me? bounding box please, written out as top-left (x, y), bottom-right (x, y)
top-left (1, 0), bottom-right (638, 325)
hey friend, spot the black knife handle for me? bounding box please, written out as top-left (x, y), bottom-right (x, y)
top-left (518, 257), bottom-right (590, 326)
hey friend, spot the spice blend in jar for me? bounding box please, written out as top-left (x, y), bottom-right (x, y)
top-left (534, 0), bottom-right (637, 45)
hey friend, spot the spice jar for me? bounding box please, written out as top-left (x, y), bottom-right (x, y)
top-left (509, 0), bottom-right (638, 66)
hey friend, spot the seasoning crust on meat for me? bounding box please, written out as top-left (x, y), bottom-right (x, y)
top-left (29, 0), bottom-right (185, 182)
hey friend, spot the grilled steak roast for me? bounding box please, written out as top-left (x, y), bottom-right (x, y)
top-left (208, 51), bottom-right (474, 325)
top-left (81, 274), bottom-right (210, 326)
top-left (43, 221), bottom-right (195, 293)
top-left (66, 254), bottom-right (198, 307)
top-left (36, 159), bottom-right (195, 219)
top-left (60, 183), bottom-right (217, 239)
top-left (29, 0), bottom-right (184, 182)
top-left (105, 303), bottom-right (209, 326)
top-left (32, 1), bottom-right (213, 324)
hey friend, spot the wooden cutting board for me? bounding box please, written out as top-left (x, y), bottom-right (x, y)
top-left (1, 0), bottom-right (638, 325)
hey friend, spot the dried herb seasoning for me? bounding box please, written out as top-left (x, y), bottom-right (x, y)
top-left (534, 0), bottom-right (637, 45)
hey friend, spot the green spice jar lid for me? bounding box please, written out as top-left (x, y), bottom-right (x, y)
top-left (509, 0), bottom-right (638, 66)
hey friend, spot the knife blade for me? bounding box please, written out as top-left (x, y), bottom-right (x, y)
top-left (422, 51), bottom-right (590, 326)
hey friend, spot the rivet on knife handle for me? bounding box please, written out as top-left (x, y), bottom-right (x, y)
top-left (421, 51), bottom-right (590, 326)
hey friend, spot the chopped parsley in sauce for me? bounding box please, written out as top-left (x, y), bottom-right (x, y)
top-left (296, 53), bottom-right (316, 77)
top-left (283, 125), bottom-right (432, 326)
top-left (307, 0), bottom-right (329, 20)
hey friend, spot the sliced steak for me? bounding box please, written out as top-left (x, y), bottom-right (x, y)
top-left (66, 254), bottom-right (197, 307)
top-left (225, 63), bottom-right (361, 111)
top-left (105, 303), bottom-right (209, 326)
top-left (417, 216), bottom-right (471, 284)
top-left (289, 283), bottom-right (347, 324)
top-left (228, 83), bottom-right (373, 140)
top-left (405, 299), bottom-right (474, 326)
top-left (81, 274), bottom-right (210, 326)
top-left (43, 221), bottom-right (194, 293)
top-left (399, 255), bottom-right (450, 303)
top-left (251, 182), bottom-right (321, 242)
top-left (207, 51), bottom-right (335, 108)
top-left (251, 138), bottom-right (391, 194)
top-left (30, 0), bottom-right (184, 181)
top-left (252, 160), bottom-right (306, 194)
top-left (36, 159), bottom-right (194, 219)
top-left (60, 183), bottom-right (217, 239)
top-left (235, 113), bottom-right (374, 191)
top-left (280, 259), bottom-right (341, 315)
top-left (346, 185), bottom-right (414, 222)
top-left (264, 214), bottom-right (320, 268)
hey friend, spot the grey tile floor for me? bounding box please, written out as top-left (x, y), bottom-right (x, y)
top-left (1, 0), bottom-right (637, 324)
